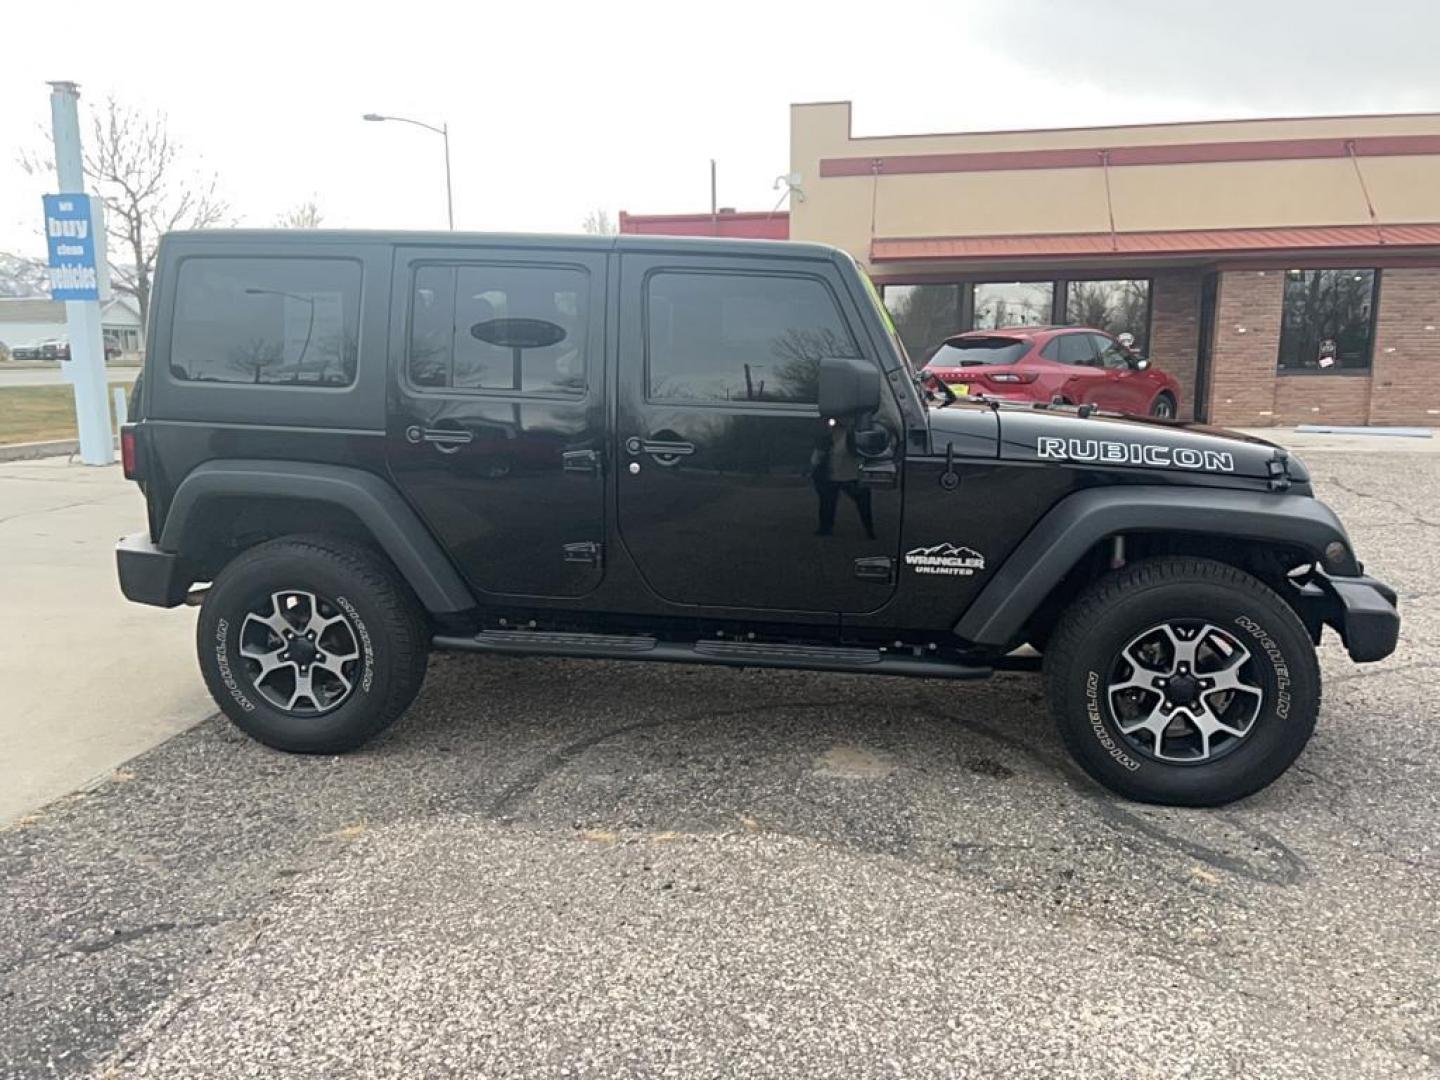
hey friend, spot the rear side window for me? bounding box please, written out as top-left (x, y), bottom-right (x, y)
top-left (927, 337), bottom-right (1028, 367)
top-left (1054, 333), bottom-right (1098, 366)
top-left (408, 263), bottom-right (588, 395)
top-left (170, 257), bottom-right (362, 386)
top-left (646, 271), bottom-right (858, 404)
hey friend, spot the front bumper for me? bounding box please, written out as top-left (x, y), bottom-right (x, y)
top-left (1299, 571), bottom-right (1400, 663)
top-left (116, 532), bottom-right (190, 608)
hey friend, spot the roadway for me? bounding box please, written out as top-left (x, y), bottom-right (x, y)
top-left (0, 365), bottom-right (139, 388)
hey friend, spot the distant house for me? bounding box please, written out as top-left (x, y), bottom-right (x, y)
top-left (0, 295), bottom-right (145, 357)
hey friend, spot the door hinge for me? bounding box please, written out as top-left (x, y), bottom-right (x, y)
top-left (854, 555), bottom-right (896, 584)
top-left (562, 448), bottom-right (600, 474)
top-left (563, 541), bottom-right (603, 567)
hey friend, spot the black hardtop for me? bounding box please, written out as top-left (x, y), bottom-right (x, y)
top-left (161, 228), bottom-right (844, 263)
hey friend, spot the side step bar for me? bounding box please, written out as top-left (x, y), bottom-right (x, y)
top-left (432, 629), bottom-right (993, 680)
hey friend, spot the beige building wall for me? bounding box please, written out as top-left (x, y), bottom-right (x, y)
top-left (789, 101), bottom-right (1440, 266)
top-left (791, 102), bottom-right (1440, 428)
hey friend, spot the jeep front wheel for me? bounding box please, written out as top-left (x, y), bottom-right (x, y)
top-left (1044, 557), bottom-right (1319, 806)
top-left (197, 536), bottom-right (430, 754)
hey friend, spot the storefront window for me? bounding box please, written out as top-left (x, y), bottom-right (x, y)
top-left (1065, 279), bottom-right (1151, 353)
top-left (972, 281), bottom-right (1053, 329)
top-left (883, 284), bottom-right (962, 362)
top-left (1277, 269), bottom-right (1379, 373)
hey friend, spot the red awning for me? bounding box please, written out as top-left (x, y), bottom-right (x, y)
top-left (870, 223), bottom-right (1440, 262)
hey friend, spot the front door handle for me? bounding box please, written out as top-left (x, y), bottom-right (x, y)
top-left (562, 541), bottom-right (603, 567)
top-left (853, 555), bottom-right (896, 584)
top-left (406, 425), bottom-right (473, 454)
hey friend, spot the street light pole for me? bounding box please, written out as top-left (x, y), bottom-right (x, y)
top-left (244, 288), bottom-right (316, 380)
top-left (362, 113), bottom-right (454, 230)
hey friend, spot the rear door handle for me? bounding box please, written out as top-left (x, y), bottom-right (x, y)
top-left (562, 448), bottom-right (600, 474)
top-left (406, 425), bottom-right (473, 453)
top-left (627, 437), bottom-right (695, 465)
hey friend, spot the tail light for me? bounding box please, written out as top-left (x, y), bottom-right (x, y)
top-left (984, 371), bottom-right (1040, 384)
top-left (120, 424), bottom-right (141, 480)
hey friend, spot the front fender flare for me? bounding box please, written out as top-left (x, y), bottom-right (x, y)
top-left (160, 459), bottom-right (476, 614)
top-left (954, 485), bottom-right (1358, 648)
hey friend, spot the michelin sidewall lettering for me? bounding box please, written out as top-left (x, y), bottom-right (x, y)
top-left (213, 617), bottom-right (256, 713)
top-left (336, 595), bottom-right (376, 695)
top-left (1233, 614), bottom-right (1291, 720)
top-left (1084, 669), bottom-right (1141, 771)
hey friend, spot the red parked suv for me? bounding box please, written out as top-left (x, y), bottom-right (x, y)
top-left (922, 326), bottom-right (1182, 418)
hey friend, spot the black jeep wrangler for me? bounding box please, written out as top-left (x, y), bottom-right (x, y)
top-left (116, 230), bottom-right (1398, 806)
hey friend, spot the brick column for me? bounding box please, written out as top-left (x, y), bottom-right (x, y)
top-left (1147, 269), bottom-right (1203, 420)
top-left (1207, 270), bottom-right (1285, 427)
top-left (1369, 268), bottom-right (1440, 425)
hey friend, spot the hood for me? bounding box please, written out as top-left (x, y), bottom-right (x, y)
top-left (925, 401), bottom-right (1003, 459)
top-left (989, 404), bottom-right (1302, 482)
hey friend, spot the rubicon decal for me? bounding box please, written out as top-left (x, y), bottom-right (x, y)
top-left (904, 543), bottom-right (986, 576)
top-left (1037, 436), bottom-right (1234, 472)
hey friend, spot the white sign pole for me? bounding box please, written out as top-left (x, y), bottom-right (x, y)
top-left (48, 81), bottom-right (113, 466)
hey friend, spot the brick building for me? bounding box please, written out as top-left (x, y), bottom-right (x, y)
top-left (625, 102), bottom-right (1440, 427)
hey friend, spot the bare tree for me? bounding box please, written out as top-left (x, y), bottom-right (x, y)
top-left (581, 208), bottom-right (616, 235)
top-left (890, 285), bottom-right (962, 360)
top-left (22, 97), bottom-right (228, 324)
top-left (1067, 280), bottom-right (1149, 344)
top-left (276, 199), bottom-right (324, 229)
top-left (227, 337), bottom-right (285, 384)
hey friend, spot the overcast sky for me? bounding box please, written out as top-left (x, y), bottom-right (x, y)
top-left (3, 0), bottom-right (1438, 258)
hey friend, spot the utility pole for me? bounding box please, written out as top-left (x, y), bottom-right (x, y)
top-left (710, 159), bottom-right (717, 234)
top-left (47, 81), bottom-right (113, 466)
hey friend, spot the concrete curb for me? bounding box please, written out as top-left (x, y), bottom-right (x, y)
top-left (0, 439), bottom-right (81, 462)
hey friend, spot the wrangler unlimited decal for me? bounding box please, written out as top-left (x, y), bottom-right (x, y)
top-left (1037, 436), bottom-right (1235, 472)
top-left (904, 543), bottom-right (986, 577)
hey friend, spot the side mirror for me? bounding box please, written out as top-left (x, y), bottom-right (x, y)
top-left (818, 356), bottom-right (881, 418)
top-left (1132, 356), bottom-right (1151, 371)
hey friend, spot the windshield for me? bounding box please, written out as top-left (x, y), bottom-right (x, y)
top-left (927, 337), bottom-right (1029, 367)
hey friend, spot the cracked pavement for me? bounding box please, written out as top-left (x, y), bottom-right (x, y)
top-left (1, 449), bottom-right (1437, 1078)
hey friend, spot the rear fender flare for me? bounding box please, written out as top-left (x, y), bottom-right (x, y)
top-left (954, 485), bottom-right (1358, 648)
top-left (160, 460), bottom-right (475, 614)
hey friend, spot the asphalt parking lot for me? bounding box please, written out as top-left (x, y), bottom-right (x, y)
top-left (2, 446), bottom-right (1437, 1078)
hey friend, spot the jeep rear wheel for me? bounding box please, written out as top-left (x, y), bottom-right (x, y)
top-left (197, 536), bottom-right (430, 754)
top-left (1044, 557), bottom-right (1319, 806)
